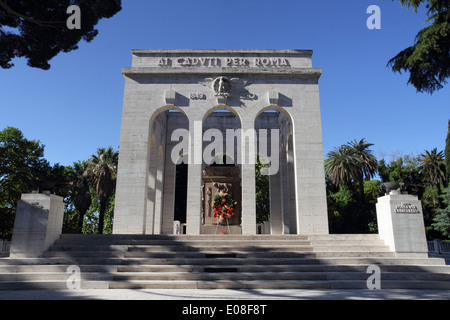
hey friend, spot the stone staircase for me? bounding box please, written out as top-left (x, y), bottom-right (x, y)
top-left (0, 234), bottom-right (449, 290)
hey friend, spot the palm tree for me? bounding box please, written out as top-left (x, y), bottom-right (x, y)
top-left (419, 148), bottom-right (446, 187)
top-left (348, 139), bottom-right (378, 199)
top-left (84, 147), bottom-right (118, 234)
top-left (325, 139), bottom-right (377, 199)
top-left (70, 161), bottom-right (92, 233)
top-left (324, 145), bottom-right (360, 186)
top-left (348, 139), bottom-right (377, 180)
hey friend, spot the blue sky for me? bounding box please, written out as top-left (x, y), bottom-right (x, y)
top-left (1, 0), bottom-right (449, 166)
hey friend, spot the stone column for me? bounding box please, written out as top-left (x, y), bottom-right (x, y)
top-left (240, 118), bottom-right (257, 235)
top-left (376, 192), bottom-right (428, 258)
top-left (292, 90), bottom-right (329, 235)
top-left (113, 93), bottom-right (150, 234)
top-left (185, 120), bottom-right (202, 234)
top-left (10, 193), bottom-right (64, 258)
top-left (269, 169), bottom-right (283, 234)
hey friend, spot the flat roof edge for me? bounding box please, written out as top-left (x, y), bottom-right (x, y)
top-left (130, 49), bottom-right (313, 56)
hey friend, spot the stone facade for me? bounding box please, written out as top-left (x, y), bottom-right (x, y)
top-left (113, 49), bottom-right (329, 235)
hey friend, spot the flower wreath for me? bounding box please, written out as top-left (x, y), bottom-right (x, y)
top-left (213, 193), bottom-right (236, 219)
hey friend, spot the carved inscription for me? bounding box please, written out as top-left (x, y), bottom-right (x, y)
top-left (190, 93), bottom-right (206, 100)
top-left (157, 57), bottom-right (290, 68)
top-left (394, 203), bottom-right (420, 214)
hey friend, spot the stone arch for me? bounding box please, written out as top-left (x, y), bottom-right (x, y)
top-left (201, 107), bottom-right (243, 234)
top-left (254, 107), bottom-right (297, 234)
top-left (202, 105), bottom-right (242, 124)
top-left (145, 107), bottom-right (189, 234)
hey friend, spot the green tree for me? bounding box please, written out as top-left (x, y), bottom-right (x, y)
top-left (387, 0), bottom-right (449, 93)
top-left (0, 127), bottom-right (66, 239)
top-left (325, 139), bottom-right (377, 189)
top-left (377, 155), bottom-right (423, 194)
top-left (432, 185), bottom-right (450, 238)
top-left (67, 161), bottom-right (92, 233)
top-left (84, 147), bottom-right (118, 234)
top-left (419, 148), bottom-right (446, 188)
top-left (0, 0), bottom-right (121, 69)
top-left (255, 156), bottom-right (270, 223)
top-left (324, 145), bottom-right (360, 187)
top-left (348, 139), bottom-right (378, 199)
top-left (445, 119), bottom-right (450, 182)
top-left (325, 139), bottom-right (379, 233)
top-left (326, 180), bottom-right (381, 233)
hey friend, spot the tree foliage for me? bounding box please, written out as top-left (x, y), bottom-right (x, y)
top-left (0, 126), bottom-right (118, 238)
top-left (419, 148), bottom-right (446, 186)
top-left (0, 127), bottom-right (70, 239)
top-left (325, 139), bottom-right (379, 233)
top-left (325, 139), bottom-right (377, 187)
top-left (445, 119), bottom-right (450, 182)
top-left (255, 156), bottom-right (270, 224)
top-left (433, 184), bottom-right (450, 237)
top-left (326, 138), bottom-right (448, 237)
top-left (0, 0), bottom-right (121, 69)
top-left (388, 0), bottom-right (449, 93)
top-left (66, 161), bottom-right (91, 233)
top-left (83, 147), bottom-right (118, 234)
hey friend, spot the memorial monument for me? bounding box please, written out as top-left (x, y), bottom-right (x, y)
top-left (4, 50), bottom-right (444, 290)
top-left (113, 49), bottom-right (330, 235)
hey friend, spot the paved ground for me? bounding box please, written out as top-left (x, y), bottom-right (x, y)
top-left (0, 288), bottom-right (449, 300)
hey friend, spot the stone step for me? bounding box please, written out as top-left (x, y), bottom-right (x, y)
top-left (120, 251), bottom-right (395, 259)
top-left (53, 239), bottom-right (314, 247)
top-left (3, 278), bottom-right (449, 290)
top-left (0, 280), bottom-right (109, 290)
top-left (3, 255), bottom-right (442, 267)
top-left (0, 272), bottom-right (113, 281)
top-left (125, 245), bottom-right (314, 252)
top-left (0, 257), bottom-right (124, 266)
top-left (111, 271), bottom-right (450, 282)
top-left (118, 257), bottom-right (445, 266)
top-left (307, 234), bottom-right (381, 240)
top-left (122, 251), bottom-right (317, 259)
top-left (309, 240), bottom-right (387, 246)
top-left (313, 252), bottom-right (396, 258)
top-left (43, 251), bottom-right (126, 258)
top-left (115, 264), bottom-right (450, 274)
top-left (55, 234), bottom-right (310, 245)
top-left (0, 265), bottom-right (118, 273)
top-left (48, 244), bottom-right (315, 252)
top-left (107, 279), bottom-right (450, 290)
top-left (1, 263), bottom-right (448, 274)
top-left (119, 257), bottom-right (323, 265)
top-left (2, 233), bottom-right (449, 291)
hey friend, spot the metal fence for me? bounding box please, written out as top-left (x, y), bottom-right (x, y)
top-left (428, 239), bottom-right (450, 255)
top-left (0, 240), bottom-right (10, 257)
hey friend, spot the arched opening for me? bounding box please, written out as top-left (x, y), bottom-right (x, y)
top-left (174, 161), bottom-right (188, 225)
top-left (255, 109), bottom-right (297, 234)
top-left (201, 109), bottom-right (242, 234)
top-left (147, 108), bottom-right (189, 234)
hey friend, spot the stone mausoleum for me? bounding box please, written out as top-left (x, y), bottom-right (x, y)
top-left (113, 49), bottom-right (329, 235)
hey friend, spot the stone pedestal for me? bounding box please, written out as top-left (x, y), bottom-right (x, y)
top-left (10, 193), bottom-right (64, 258)
top-left (201, 166), bottom-right (241, 234)
top-left (376, 192), bottom-right (428, 258)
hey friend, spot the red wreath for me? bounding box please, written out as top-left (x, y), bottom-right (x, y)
top-left (213, 194), bottom-right (235, 218)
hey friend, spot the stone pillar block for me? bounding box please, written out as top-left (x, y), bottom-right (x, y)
top-left (376, 193), bottom-right (428, 258)
top-left (10, 193), bottom-right (64, 258)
